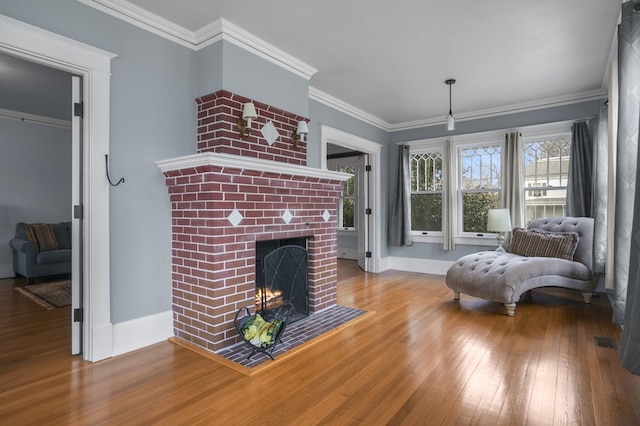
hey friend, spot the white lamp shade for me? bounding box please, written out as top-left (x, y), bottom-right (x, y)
top-left (487, 208), bottom-right (512, 232)
top-left (447, 114), bottom-right (455, 131)
top-left (242, 102), bottom-right (258, 127)
top-left (296, 120), bottom-right (309, 135)
top-left (296, 120), bottom-right (309, 141)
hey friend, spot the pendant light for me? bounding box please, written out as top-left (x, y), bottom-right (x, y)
top-left (445, 79), bottom-right (456, 131)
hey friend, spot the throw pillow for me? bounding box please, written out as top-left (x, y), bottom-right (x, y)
top-left (24, 223), bottom-right (59, 252)
top-left (509, 227), bottom-right (579, 261)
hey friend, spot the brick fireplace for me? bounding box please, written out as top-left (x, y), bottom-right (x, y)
top-left (157, 90), bottom-right (349, 353)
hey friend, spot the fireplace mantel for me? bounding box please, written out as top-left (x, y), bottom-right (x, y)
top-left (156, 152), bottom-right (351, 182)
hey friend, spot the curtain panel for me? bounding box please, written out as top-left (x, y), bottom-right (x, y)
top-left (618, 0), bottom-right (640, 375)
top-left (502, 132), bottom-right (524, 229)
top-left (389, 145), bottom-right (412, 246)
top-left (566, 122), bottom-right (593, 218)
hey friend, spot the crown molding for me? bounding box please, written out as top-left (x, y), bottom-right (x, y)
top-left (77, 0), bottom-right (197, 48)
top-left (309, 87), bottom-right (390, 130)
top-left (389, 89), bottom-right (607, 132)
top-left (193, 18), bottom-right (317, 80)
top-left (0, 108), bottom-right (72, 128)
top-left (78, 0), bottom-right (317, 80)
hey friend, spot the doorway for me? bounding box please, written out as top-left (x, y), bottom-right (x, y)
top-left (0, 52), bottom-right (83, 354)
top-left (1, 14), bottom-right (115, 361)
top-left (321, 126), bottom-right (382, 273)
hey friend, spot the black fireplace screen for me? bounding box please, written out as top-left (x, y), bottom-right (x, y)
top-left (258, 243), bottom-right (309, 323)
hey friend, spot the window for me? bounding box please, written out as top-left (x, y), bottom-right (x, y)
top-left (327, 158), bottom-right (358, 231)
top-left (458, 143), bottom-right (501, 233)
top-left (410, 150), bottom-right (444, 234)
top-left (523, 136), bottom-right (571, 224)
top-left (339, 165), bottom-right (356, 229)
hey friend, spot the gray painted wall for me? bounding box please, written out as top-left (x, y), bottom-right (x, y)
top-left (0, 118), bottom-right (72, 278)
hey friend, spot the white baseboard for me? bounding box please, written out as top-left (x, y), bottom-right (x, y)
top-left (112, 310), bottom-right (174, 357)
top-left (385, 256), bottom-right (454, 276)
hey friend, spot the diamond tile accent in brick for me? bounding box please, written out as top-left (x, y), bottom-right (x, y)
top-left (261, 120), bottom-right (280, 146)
top-left (227, 209), bottom-right (243, 227)
top-left (282, 209), bottom-right (293, 224)
top-left (322, 209), bottom-right (331, 222)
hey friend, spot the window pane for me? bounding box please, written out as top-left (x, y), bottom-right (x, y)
top-left (411, 193), bottom-right (442, 231)
top-left (411, 152), bottom-right (443, 192)
top-left (462, 192), bottom-right (500, 233)
top-left (342, 198), bottom-right (354, 228)
top-left (524, 188), bottom-right (567, 225)
top-left (460, 145), bottom-right (501, 189)
top-left (524, 136), bottom-right (570, 223)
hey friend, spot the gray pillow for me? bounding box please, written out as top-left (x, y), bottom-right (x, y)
top-left (509, 227), bottom-right (579, 261)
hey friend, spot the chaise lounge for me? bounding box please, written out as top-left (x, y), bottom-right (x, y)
top-left (445, 217), bottom-right (598, 316)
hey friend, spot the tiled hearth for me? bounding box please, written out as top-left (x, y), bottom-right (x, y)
top-left (217, 304), bottom-right (367, 369)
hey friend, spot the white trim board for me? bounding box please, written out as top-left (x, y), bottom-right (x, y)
top-left (112, 311), bottom-right (174, 357)
top-left (385, 257), bottom-right (455, 276)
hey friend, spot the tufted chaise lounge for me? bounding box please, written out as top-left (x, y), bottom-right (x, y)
top-left (445, 217), bottom-right (598, 316)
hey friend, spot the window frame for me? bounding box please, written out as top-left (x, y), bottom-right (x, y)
top-left (522, 129), bottom-right (572, 225)
top-left (327, 156), bottom-right (360, 234)
top-left (408, 139), bottom-right (447, 244)
top-left (453, 135), bottom-right (504, 244)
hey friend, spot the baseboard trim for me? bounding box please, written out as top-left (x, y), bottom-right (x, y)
top-left (112, 310), bottom-right (173, 357)
top-left (385, 256), bottom-right (454, 276)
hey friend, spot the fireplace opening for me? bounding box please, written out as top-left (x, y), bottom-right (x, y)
top-left (256, 237), bottom-right (309, 324)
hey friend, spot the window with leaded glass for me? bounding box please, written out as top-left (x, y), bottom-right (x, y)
top-left (339, 165), bottom-right (356, 229)
top-left (410, 150), bottom-right (444, 233)
top-left (459, 143), bottom-right (501, 233)
top-left (523, 136), bottom-right (571, 223)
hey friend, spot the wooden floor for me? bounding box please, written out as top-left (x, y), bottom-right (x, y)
top-left (2, 261), bottom-right (640, 425)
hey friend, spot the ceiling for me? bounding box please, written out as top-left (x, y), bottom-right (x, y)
top-left (0, 0), bottom-right (621, 127)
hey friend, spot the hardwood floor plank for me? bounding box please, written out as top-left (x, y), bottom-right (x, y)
top-left (2, 263), bottom-right (640, 424)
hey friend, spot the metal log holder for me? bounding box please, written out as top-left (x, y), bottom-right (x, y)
top-left (234, 302), bottom-right (293, 361)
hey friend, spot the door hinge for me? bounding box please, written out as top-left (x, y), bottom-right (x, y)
top-left (74, 102), bottom-right (84, 118)
top-left (365, 208), bottom-right (372, 215)
top-left (365, 251), bottom-right (372, 258)
top-left (74, 204), bottom-right (84, 220)
top-left (365, 165), bottom-right (372, 172)
top-left (73, 308), bottom-right (83, 322)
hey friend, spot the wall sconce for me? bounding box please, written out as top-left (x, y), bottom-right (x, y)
top-left (487, 208), bottom-right (512, 252)
top-left (291, 120), bottom-right (309, 150)
top-left (237, 102), bottom-right (258, 138)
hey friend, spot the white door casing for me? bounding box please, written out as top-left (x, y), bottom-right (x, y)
top-left (321, 126), bottom-right (382, 273)
top-left (0, 14), bottom-right (116, 361)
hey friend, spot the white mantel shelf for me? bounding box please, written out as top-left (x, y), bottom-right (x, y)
top-left (156, 152), bottom-right (351, 181)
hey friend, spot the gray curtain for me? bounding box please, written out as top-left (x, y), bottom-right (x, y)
top-left (502, 132), bottom-right (524, 228)
top-left (443, 140), bottom-right (456, 250)
top-left (614, 1), bottom-right (640, 325)
top-left (591, 103), bottom-right (609, 274)
top-left (620, 0), bottom-right (640, 376)
top-left (389, 145), bottom-right (412, 246)
top-left (566, 122), bottom-right (593, 218)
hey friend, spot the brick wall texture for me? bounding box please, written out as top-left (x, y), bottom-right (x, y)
top-left (163, 162), bottom-right (344, 353)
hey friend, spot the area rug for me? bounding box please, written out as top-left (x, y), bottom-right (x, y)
top-left (15, 280), bottom-right (71, 309)
top-left (171, 304), bottom-right (374, 376)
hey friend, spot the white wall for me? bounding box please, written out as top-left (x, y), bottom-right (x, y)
top-left (0, 117), bottom-right (72, 278)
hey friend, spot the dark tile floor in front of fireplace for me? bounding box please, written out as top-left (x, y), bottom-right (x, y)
top-left (217, 304), bottom-right (366, 368)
